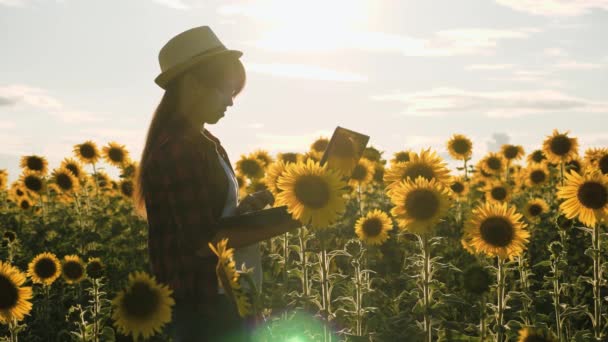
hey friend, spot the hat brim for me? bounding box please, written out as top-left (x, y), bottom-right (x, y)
top-left (154, 49), bottom-right (243, 89)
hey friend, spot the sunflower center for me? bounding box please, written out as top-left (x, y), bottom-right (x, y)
top-left (80, 144), bottom-right (96, 159)
top-left (241, 159), bottom-right (262, 177)
top-left (362, 218), bottom-right (383, 237)
top-left (16, 189), bottom-right (24, 197)
top-left (27, 157), bottom-right (44, 171)
top-left (56, 173), bottom-right (73, 191)
top-left (577, 181), bottom-right (608, 209)
top-left (503, 146), bottom-right (519, 159)
top-left (451, 182), bottom-right (465, 194)
top-left (522, 334), bottom-right (551, 342)
top-left (528, 204), bottom-right (543, 217)
top-left (491, 187), bottom-right (507, 201)
top-left (530, 170), bottom-right (546, 184)
top-left (121, 181), bottom-right (134, 197)
top-left (550, 135), bottom-right (572, 156)
top-left (280, 153), bottom-right (298, 164)
top-left (109, 148), bottom-right (124, 163)
top-left (599, 155), bottom-right (608, 175)
top-left (394, 152), bottom-right (410, 163)
top-left (403, 163), bottom-right (435, 182)
top-left (65, 164), bottom-right (80, 177)
top-left (35, 258), bottom-right (57, 279)
top-left (86, 261), bottom-right (104, 279)
top-left (20, 200), bottom-right (31, 210)
top-left (3, 231), bottom-right (16, 242)
top-left (452, 139), bottom-right (471, 155)
top-left (531, 150), bottom-right (545, 163)
top-left (63, 261), bottom-right (84, 280)
top-left (24, 176), bottom-right (43, 192)
top-left (312, 139), bottom-right (328, 153)
top-left (486, 157), bottom-right (502, 171)
top-left (351, 164), bottom-right (368, 181)
top-left (479, 217), bottom-right (514, 247)
top-left (123, 282), bottom-right (160, 318)
top-left (404, 189), bottom-right (440, 220)
top-left (294, 175), bottom-right (331, 209)
top-left (0, 274), bottom-right (18, 310)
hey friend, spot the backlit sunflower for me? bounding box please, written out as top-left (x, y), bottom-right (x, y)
top-left (373, 164), bottom-right (385, 184)
top-left (89, 171), bottom-right (111, 190)
top-left (277, 152), bottom-right (302, 164)
top-left (275, 160), bottom-right (347, 228)
top-left (18, 198), bottom-right (33, 211)
top-left (119, 179), bottom-right (134, 199)
top-left (501, 144), bottom-right (525, 161)
top-left (446, 134), bottom-right (473, 161)
top-left (483, 181), bottom-right (511, 203)
top-left (102, 142), bottom-right (130, 167)
top-left (28, 252), bottom-right (62, 286)
top-left (111, 271), bottom-right (175, 340)
top-left (384, 149), bottom-right (451, 193)
top-left (449, 176), bottom-right (469, 198)
top-left (542, 129), bottom-right (579, 164)
top-left (523, 198), bottom-right (549, 223)
top-left (463, 202), bottom-right (529, 260)
top-left (517, 327), bottom-right (558, 342)
top-left (354, 209), bottom-right (393, 245)
top-left (3, 231), bottom-right (16, 243)
top-left (74, 140), bottom-right (101, 165)
top-left (462, 264), bottom-right (492, 296)
top-left (389, 176), bottom-right (452, 235)
top-left (523, 163), bottom-right (550, 188)
top-left (310, 137), bottom-right (329, 155)
top-left (0, 261), bottom-right (33, 323)
top-left (557, 170), bottom-right (608, 228)
top-left (86, 258), bottom-right (105, 279)
top-left (527, 149), bottom-right (546, 165)
top-left (390, 150), bottom-right (412, 165)
top-left (19, 170), bottom-right (45, 195)
top-left (19, 155), bottom-right (48, 175)
top-left (251, 149), bottom-right (274, 167)
top-left (236, 155), bottom-right (265, 179)
top-left (479, 152), bottom-right (506, 176)
top-left (362, 146), bottom-right (382, 162)
top-left (62, 255), bottom-right (86, 284)
top-left (0, 169), bottom-right (7, 191)
top-left (588, 148), bottom-right (608, 175)
top-left (52, 167), bottom-right (80, 194)
top-left (349, 158), bottom-right (375, 187)
top-left (61, 158), bottom-right (85, 180)
top-left (265, 160), bottom-right (288, 196)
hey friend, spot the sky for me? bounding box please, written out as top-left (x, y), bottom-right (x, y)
top-left (1, 0), bottom-right (607, 183)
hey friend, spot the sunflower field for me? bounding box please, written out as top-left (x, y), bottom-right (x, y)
top-left (1, 130), bottom-right (608, 342)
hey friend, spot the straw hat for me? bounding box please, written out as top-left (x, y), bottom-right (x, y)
top-left (154, 26), bottom-right (243, 89)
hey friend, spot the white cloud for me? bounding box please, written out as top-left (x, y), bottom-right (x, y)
top-left (466, 64), bottom-right (516, 70)
top-left (247, 63), bottom-right (368, 82)
top-left (0, 120), bottom-right (16, 129)
top-left (371, 87), bottom-right (608, 117)
top-left (151, 0), bottom-right (189, 9)
top-left (554, 60), bottom-right (605, 70)
top-left (544, 48), bottom-right (567, 56)
top-left (0, 0), bottom-right (28, 7)
top-left (253, 130), bottom-right (333, 153)
top-left (495, 0), bottom-right (608, 16)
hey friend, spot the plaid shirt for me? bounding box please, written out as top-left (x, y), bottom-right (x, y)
top-left (143, 121), bottom-right (234, 309)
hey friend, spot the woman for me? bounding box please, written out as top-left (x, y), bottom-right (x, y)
top-left (133, 26), bottom-right (297, 341)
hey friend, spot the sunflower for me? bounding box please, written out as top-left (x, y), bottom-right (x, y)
top-left (389, 176), bottom-right (452, 235)
top-left (523, 198), bottom-right (549, 223)
top-left (523, 162), bottom-right (550, 188)
top-left (517, 327), bottom-right (558, 342)
top-left (277, 152), bottom-right (302, 164)
top-left (251, 149), bottom-right (274, 167)
top-left (462, 264), bottom-right (492, 296)
top-left (557, 170), bottom-right (608, 228)
top-left (589, 148), bottom-right (608, 175)
top-left (527, 149), bottom-right (546, 165)
top-left (19, 155), bottom-right (48, 175)
top-left (264, 160), bottom-right (288, 196)
top-left (362, 146), bottom-right (382, 162)
top-left (52, 167), bottom-right (80, 194)
top-left (0, 169), bottom-right (7, 191)
top-left (62, 255), bottom-right (86, 284)
top-left (111, 271), bottom-right (175, 340)
top-left (120, 160), bottom-right (139, 179)
top-left (373, 164), bottom-right (385, 184)
top-left (119, 179), bottom-right (134, 198)
top-left (479, 152), bottom-right (506, 176)
top-left (0, 261), bottom-right (33, 323)
top-left (74, 140), bottom-right (101, 165)
top-left (390, 150), bottom-right (412, 165)
top-left (302, 151), bottom-right (321, 163)
top-left (310, 137), bottom-right (329, 155)
top-left (449, 176), bottom-right (469, 198)
top-left (275, 160), bottom-right (347, 228)
top-left (246, 179), bottom-right (268, 195)
top-left (19, 170), bottom-right (45, 195)
top-left (236, 155), bottom-right (265, 180)
top-left (86, 258), bottom-right (105, 279)
top-left (89, 171), bottom-right (111, 190)
top-left (354, 209), bottom-right (393, 245)
top-left (483, 181), bottom-right (511, 203)
top-left (102, 141), bottom-right (130, 167)
top-left (349, 158), bottom-right (375, 187)
top-left (60, 158), bottom-right (85, 180)
top-left (463, 202), bottom-right (529, 260)
top-left (3, 231), bottom-right (16, 243)
top-left (384, 149), bottom-right (451, 193)
top-left (28, 252), bottom-right (62, 286)
top-left (542, 129), bottom-right (579, 164)
top-left (446, 134), bottom-right (473, 161)
top-left (501, 144), bottom-right (525, 161)
top-left (18, 198), bottom-right (33, 211)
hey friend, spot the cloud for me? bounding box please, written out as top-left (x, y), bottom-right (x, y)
top-left (247, 63), bottom-right (368, 82)
top-left (150, 0), bottom-right (190, 9)
top-left (253, 130), bottom-right (333, 153)
top-left (0, 120), bottom-right (16, 129)
top-left (553, 60), bottom-right (605, 70)
top-left (466, 64), bottom-right (516, 70)
top-left (0, 0), bottom-right (28, 7)
top-left (544, 48), bottom-right (567, 56)
top-left (371, 87), bottom-right (608, 117)
top-left (495, 0), bottom-right (608, 16)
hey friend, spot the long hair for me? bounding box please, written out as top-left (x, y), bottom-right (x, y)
top-left (133, 56), bottom-right (246, 219)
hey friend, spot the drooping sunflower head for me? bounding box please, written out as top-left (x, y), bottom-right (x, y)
top-left (52, 167), bottom-right (80, 193)
top-left (86, 258), bottom-right (105, 279)
top-left (310, 137), bottom-right (329, 155)
top-left (517, 326), bottom-right (558, 342)
top-left (102, 141), bottom-right (130, 167)
top-left (384, 149), bottom-right (451, 193)
top-left (349, 158), bottom-right (376, 187)
top-left (62, 255), bottom-right (86, 284)
top-left (60, 158), bottom-right (85, 180)
top-left (483, 181), bottom-right (511, 203)
top-left (542, 129), bottom-right (579, 164)
top-left (236, 155), bottom-right (265, 180)
top-left (391, 150), bottom-right (412, 165)
top-left (362, 146), bottom-right (383, 163)
top-left (19, 170), bottom-right (45, 195)
top-left (462, 264), bottom-right (492, 296)
top-left (119, 179), bottom-right (134, 199)
top-left (501, 144), bottom-right (525, 161)
top-left (389, 176), bottom-right (452, 235)
top-left (527, 149), bottom-right (546, 165)
top-left (3, 231), bottom-right (17, 243)
top-left (74, 140), bottom-right (101, 165)
top-left (449, 176), bottom-right (469, 198)
top-left (354, 209), bottom-right (393, 245)
top-left (479, 152), bottom-right (506, 176)
top-left (19, 155), bottom-right (48, 175)
top-left (446, 134), bottom-right (473, 161)
top-left (264, 160), bottom-right (288, 196)
top-left (524, 163), bottom-right (551, 188)
top-left (463, 202), bottom-right (529, 260)
top-left (557, 170), bottom-right (608, 228)
top-left (0, 261), bottom-right (33, 323)
top-left (111, 271), bottom-right (175, 340)
top-left (275, 160), bottom-right (347, 229)
top-left (251, 149), bottom-right (274, 167)
top-left (27, 252), bottom-right (62, 286)
top-left (523, 198), bottom-right (549, 223)
top-left (277, 152), bottom-right (302, 164)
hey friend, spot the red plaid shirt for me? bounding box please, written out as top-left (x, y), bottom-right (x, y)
top-left (143, 120), bottom-right (233, 309)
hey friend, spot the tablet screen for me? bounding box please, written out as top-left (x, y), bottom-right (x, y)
top-left (319, 126), bottom-right (370, 178)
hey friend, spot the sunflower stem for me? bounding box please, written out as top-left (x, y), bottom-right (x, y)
top-left (592, 225), bottom-right (603, 341)
top-left (353, 252), bottom-right (363, 336)
top-left (551, 251), bottom-right (563, 342)
top-left (464, 158), bottom-right (469, 181)
top-left (517, 254), bottom-right (532, 325)
top-left (480, 295), bottom-right (487, 341)
top-left (297, 227), bottom-right (310, 305)
top-left (319, 238), bottom-right (332, 342)
top-left (9, 318), bottom-right (18, 342)
top-left (420, 234), bottom-right (433, 342)
top-left (496, 257), bottom-right (506, 342)
top-left (559, 161), bottom-right (564, 187)
top-left (91, 162), bottom-right (100, 198)
top-left (92, 278), bottom-right (100, 342)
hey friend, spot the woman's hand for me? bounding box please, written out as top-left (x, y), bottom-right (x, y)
top-left (236, 189), bottom-right (275, 214)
